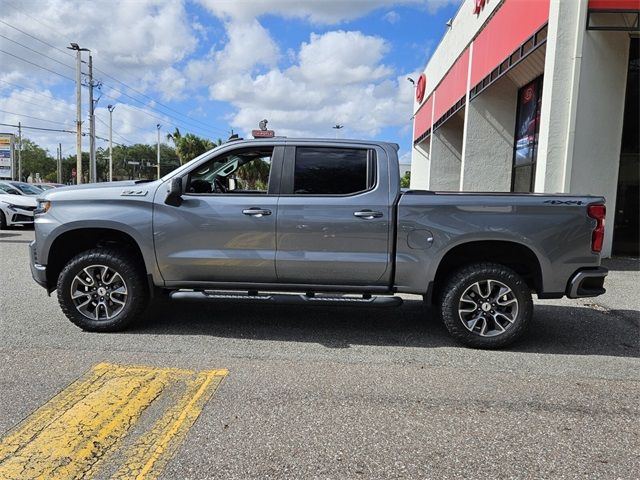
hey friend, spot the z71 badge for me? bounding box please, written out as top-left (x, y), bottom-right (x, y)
top-left (120, 190), bottom-right (148, 196)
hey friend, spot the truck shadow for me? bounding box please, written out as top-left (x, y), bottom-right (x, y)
top-left (135, 298), bottom-right (639, 358)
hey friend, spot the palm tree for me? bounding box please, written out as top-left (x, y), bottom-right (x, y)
top-left (166, 128), bottom-right (182, 149)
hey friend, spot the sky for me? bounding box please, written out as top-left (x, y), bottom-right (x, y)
top-left (0, 0), bottom-right (461, 164)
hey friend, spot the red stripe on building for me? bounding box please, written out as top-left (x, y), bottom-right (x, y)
top-left (588, 0), bottom-right (640, 10)
top-left (433, 47), bottom-right (470, 124)
top-left (414, 94), bottom-right (434, 140)
top-left (470, 0), bottom-right (550, 88)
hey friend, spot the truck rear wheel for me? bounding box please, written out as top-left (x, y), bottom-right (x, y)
top-left (439, 262), bottom-right (532, 349)
top-left (57, 248), bottom-right (149, 332)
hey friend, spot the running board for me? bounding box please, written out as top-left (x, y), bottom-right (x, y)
top-left (169, 290), bottom-right (403, 307)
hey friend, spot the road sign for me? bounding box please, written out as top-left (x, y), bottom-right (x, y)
top-left (0, 133), bottom-right (14, 179)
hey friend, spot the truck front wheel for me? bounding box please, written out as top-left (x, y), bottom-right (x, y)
top-left (57, 248), bottom-right (149, 332)
top-left (439, 263), bottom-right (533, 349)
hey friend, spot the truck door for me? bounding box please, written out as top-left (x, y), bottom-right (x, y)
top-left (276, 144), bottom-right (392, 286)
top-left (153, 145), bottom-right (282, 284)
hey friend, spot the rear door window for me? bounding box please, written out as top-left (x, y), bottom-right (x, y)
top-left (293, 147), bottom-right (374, 195)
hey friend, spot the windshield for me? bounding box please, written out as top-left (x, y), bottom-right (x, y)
top-left (0, 183), bottom-right (22, 195)
top-left (12, 183), bottom-right (43, 195)
top-left (160, 143), bottom-right (226, 182)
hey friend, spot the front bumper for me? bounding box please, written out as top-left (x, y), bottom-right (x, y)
top-left (566, 267), bottom-right (608, 298)
top-left (29, 241), bottom-right (47, 289)
top-left (6, 207), bottom-right (35, 225)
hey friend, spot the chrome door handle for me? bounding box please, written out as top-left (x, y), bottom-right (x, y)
top-left (354, 210), bottom-right (383, 219)
top-left (242, 208), bottom-right (272, 217)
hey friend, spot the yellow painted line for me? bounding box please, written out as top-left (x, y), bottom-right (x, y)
top-left (114, 369), bottom-right (227, 480)
top-left (0, 363), bottom-right (228, 480)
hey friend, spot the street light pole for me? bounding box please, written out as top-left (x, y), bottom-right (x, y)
top-left (17, 121), bottom-right (22, 181)
top-left (107, 104), bottom-right (115, 182)
top-left (68, 43), bottom-right (89, 184)
top-left (332, 124), bottom-right (344, 139)
top-left (88, 54), bottom-right (96, 183)
top-left (57, 143), bottom-right (62, 184)
top-left (156, 124), bottom-right (161, 180)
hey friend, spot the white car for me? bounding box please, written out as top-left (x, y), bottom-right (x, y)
top-left (0, 193), bottom-right (37, 229)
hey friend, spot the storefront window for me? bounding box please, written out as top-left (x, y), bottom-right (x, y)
top-left (512, 76), bottom-right (543, 192)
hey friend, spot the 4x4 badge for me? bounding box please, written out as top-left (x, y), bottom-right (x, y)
top-left (543, 200), bottom-right (584, 205)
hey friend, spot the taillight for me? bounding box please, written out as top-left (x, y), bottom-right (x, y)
top-left (587, 204), bottom-right (606, 253)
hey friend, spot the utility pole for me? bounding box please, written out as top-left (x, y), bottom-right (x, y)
top-left (156, 124), bottom-right (161, 180)
top-left (88, 54), bottom-right (96, 183)
top-left (332, 124), bottom-right (344, 139)
top-left (108, 104), bottom-right (115, 182)
top-left (17, 122), bottom-right (22, 181)
top-left (57, 143), bottom-right (62, 183)
top-left (68, 43), bottom-right (88, 184)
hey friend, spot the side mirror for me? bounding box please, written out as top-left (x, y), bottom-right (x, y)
top-left (165, 177), bottom-right (183, 206)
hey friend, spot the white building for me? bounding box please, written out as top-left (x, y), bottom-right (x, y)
top-left (411, 0), bottom-right (639, 257)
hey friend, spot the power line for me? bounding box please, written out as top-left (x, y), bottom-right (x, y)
top-left (0, 109), bottom-right (71, 126)
top-left (98, 89), bottom-right (215, 140)
top-left (0, 33), bottom-right (75, 71)
top-left (0, 79), bottom-right (64, 102)
top-left (2, 96), bottom-right (73, 115)
top-left (98, 83), bottom-right (226, 137)
top-left (0, 122), bottom-right (75, 134)
top-left (1, 16), bottom-right (228, 138)
top-left (95, 116), bottom-right (134, 145)
top-left (94, 69), bottom-right (225, 134)
top-left (0, 49), bottom-right (75, 82)
top-left (0, 18), bottom-right (75, 60)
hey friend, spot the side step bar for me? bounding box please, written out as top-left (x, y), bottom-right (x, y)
top-left (169, 290), bottom-right (403, 308)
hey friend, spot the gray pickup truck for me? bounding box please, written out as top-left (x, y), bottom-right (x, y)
top-left (30, 138), bottom-right (608, 348)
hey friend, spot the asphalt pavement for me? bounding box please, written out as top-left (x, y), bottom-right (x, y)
top-left (0, 228), bottom-right (638, 479)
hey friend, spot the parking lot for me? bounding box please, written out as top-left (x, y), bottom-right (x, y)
top-left (0, 228), bottom-right (638, 479)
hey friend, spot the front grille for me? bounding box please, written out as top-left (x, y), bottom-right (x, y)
top-left (12, 214), bottom-right (34, 222)
top-left (21, 205), bottom-right (37, 211)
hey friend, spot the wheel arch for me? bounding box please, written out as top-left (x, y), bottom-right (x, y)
top-left (44, 227), bottom-right (152, 292)
top-left (426, 240), bottom-right (544, 304)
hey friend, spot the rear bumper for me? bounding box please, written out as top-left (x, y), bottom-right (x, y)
top-left (566, 267), bottom-right (608, 298)
top-left (29, 241), bottom-right (47, 289)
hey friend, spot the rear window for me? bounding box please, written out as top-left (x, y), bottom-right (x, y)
top-left (293, 147), bottom-right (374, 195)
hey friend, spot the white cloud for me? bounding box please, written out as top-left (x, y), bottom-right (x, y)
top-left (384, 10), bottom-right (401, 23)
top-left (295, 31), bottom-right (391, 85)
top-left (1, 0), bottom-right (196, 98)
top-left (197, 0), bottom-right (458, 24)
top-left (2, 0), bottom-right (455, 153)
top-left (202, 29), bottom-right (416, 139)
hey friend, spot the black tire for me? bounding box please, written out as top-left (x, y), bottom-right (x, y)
top-left (439, 262), bottom-right (533, 349)
top-left (57, 248), bottom-right (149, 332)
top-left (0, 210), bottom-right (7, 230)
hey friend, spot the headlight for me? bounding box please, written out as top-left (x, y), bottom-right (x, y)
top-left (35, 200), bottom-right (51, 215)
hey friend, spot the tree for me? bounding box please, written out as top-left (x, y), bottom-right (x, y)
top-left (175, 133), bottom-right (214, 165)
top-left (19, 138), bottom-right (56, 182)
top-left (236, 159), bottom-right (270, 190)
top-left (400, 171), bottom-right (411, 188)
top-left (166, 128), bottom-right (182, 148)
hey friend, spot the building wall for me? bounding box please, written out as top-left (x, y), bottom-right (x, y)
top-left (414, 0), bottom-right (502, 113)
top-left (569, 30), bottom-right (630, 255)
top-left (462, 76), bottom-right (518, 191)
top-left (410, 139), bottom-right (431, 189)
top-left (429, 113), bottom-right (464, 190)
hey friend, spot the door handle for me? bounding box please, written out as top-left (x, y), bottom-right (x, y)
top-left (242, 208), bottom-right (272, 217)
top-left (353, 210), bottom-right (383, 219)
